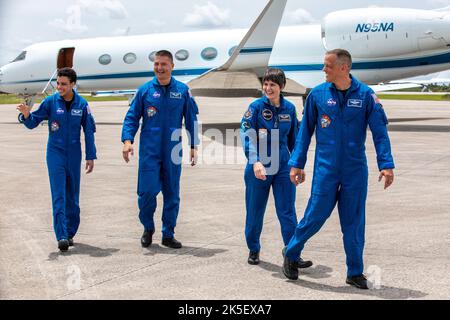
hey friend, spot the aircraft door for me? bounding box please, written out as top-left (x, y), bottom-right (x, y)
top-left (57, 47), bottom-right (75, 69)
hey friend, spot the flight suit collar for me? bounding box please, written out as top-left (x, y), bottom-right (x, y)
top-left (151, 76), bottom-right (177, 90)
top-left (56, 89), bottom-right (79, 104)
top-left (329, 74), bottom-right (361, 96)
top-left (261, 94), bottom-right (287, 110)
top-left (319, 74), bottom-right (362, 121)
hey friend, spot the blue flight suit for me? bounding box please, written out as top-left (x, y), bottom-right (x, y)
top-left (21, 91), bottom-right (97, 241)
top-left (285, 75), bottom-right (395, 277)
top-left (240, 95), bottom-right (299, 253)
top-left (121, 77), bottom-right (199, 238)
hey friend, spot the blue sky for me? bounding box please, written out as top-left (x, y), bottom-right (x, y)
top-left (1, 0), bottom-right (449, 66)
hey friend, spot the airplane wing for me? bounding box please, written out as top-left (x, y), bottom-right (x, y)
top-left (369, 83), bottom-right (422, 92)
top-left (187, 0), bottom-right (305, 97)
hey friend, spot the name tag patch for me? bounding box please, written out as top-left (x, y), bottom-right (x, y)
top-left (347, 99), bottom-right (362, 108)
top-left (71, 109), bottom-right (82, 116)
top-left (56, 108), bottom-right (65, 115)
top-left (279, 114), bottom-right (291, 122)
top-left (170, 92), bottom-right (182, 99)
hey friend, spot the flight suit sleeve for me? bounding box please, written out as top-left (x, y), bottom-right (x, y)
top-left (121, 89), bottom-right (144, 144)
top-left (288, 107), bottom-right (300, 152)
top-left (22, 97), bottom-right (50, 129)
top-left (81, 103), bottom-right (97, 161)
top-left (240, 104), bottom-right (259, 164)
top-left (288, 93), bottom-right (317, 169)
top-left (183, 89), bottom-right (200, 148)
top-left (366, 91), bottom-right (395, 170)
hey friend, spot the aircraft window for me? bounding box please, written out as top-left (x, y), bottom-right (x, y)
top-left (149, 51), bottom-right (157, 62)
top-left (175, 49), bottom-right (189, 61)
top-left (201, 47), bottom-right (218, 61)
top-left (12, 51), bottom-right (27, 63)
top-left (123, 52), bottom-right (137, 64)
top-left (228, 46), bottom-right (238, 57)
top-left (99, 54), bottom-right (112, 65)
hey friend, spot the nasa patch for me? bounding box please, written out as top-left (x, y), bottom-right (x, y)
top-left (147, 106), bottom-right (157, 118)
top-left (50, 121), bottom-right (60, 132)
top-left (321, 115), bottom-right (331, 128)
top-left (153, 91), bottom-right (161, 99)
top-left (262, 109), bottom-right (273, 121)
top-left (327, 98), bottom-right (337, 107)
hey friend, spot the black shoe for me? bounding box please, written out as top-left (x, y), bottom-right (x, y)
top-left (282, 247), bottom-right (298, 280)
top-left (247, 251), bottom-right (260, 265)
top-left (141, 230), bottom-right (155, 248)
top-left (282, 247), bottom-right (313, 269)
top-left (58, 239), bottom-right (69, 252)
top-left (346, 274), bottom-right (369, 289)
top-left (68, 238), bottom-right (74, 247)
top-left (162, 237), bottom-right (182, 249)
top-left (297, 257), bottom-right (313, 269)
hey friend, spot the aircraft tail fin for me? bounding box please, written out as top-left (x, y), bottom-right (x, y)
top-left (188, 0), bottom-right (290, 97)
top-left (219, 0), bottom-right (287, 76)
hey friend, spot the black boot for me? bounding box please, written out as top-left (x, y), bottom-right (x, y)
top-left (282, 247), bottom-right (298, 280)
top-left (346, 274), bottom-right (369, 289)
top-left (58, 239), bottom-right (69, 252)
top-left (162, 237), bottom-right (182, 249)
top-left (297, 257), bottom-right (313, 269)
top-left (68, 238), bottom-right (74, 247)
top-left (247, 251), bottom-right (260, 265)
top-left (141, 230), bottom-right (155, 248)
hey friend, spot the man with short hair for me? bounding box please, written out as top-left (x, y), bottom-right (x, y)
top-left (122, 50), bottom-right (199, 249)
top-left (17, 67), bottom-right (97, 252)
top-left (282, 49), bottom-right (395, 289)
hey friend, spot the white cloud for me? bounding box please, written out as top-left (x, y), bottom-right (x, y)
top-left (146, 19), bottom-right (167, 33)
top-left (48, 17), bottom-right (89, 34)
top-left (183, 2), bottom-right (230, 29)
top-left (285, 8), bottom-right (316, 25)
top-left (427, 0), bottom-right (450, 7)
top-left (76, 0), bottom-right (129, 20)
top-left (112, 27), bottom-right (130, 36)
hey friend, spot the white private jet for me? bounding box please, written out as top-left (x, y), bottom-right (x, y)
top-left (1, 0), bottom-right (450, 105)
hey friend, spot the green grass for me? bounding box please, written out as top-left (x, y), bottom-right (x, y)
top-left (377, 94), bottom-right (450, 101)
top-left (0, 94), bottom-right (128, 105)
top-left (2, 93), bottom-right (450, 104)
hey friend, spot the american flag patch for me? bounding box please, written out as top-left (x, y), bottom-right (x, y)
top-left (372, 93), bottom-right (381, 105)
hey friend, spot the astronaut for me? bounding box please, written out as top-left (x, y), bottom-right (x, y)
top-left (282, 49), bottom-right (395, 289)
top-left (122, 50), bottom-right (199, 249)
top-left (17, 67), bottom-right (97, 252)
top-left (240, 68), bottom-right (312, 268)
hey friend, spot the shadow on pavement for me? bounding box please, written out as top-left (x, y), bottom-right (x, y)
top-left (258, 260), bottom-right (427, 300)
top-left (143, 244), bottom-right (227, 258)
top-left (47, 243), bottom-right (120, 261)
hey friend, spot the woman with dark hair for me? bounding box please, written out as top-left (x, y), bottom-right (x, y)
top-left (240, 68), bottom-right (312, 267)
